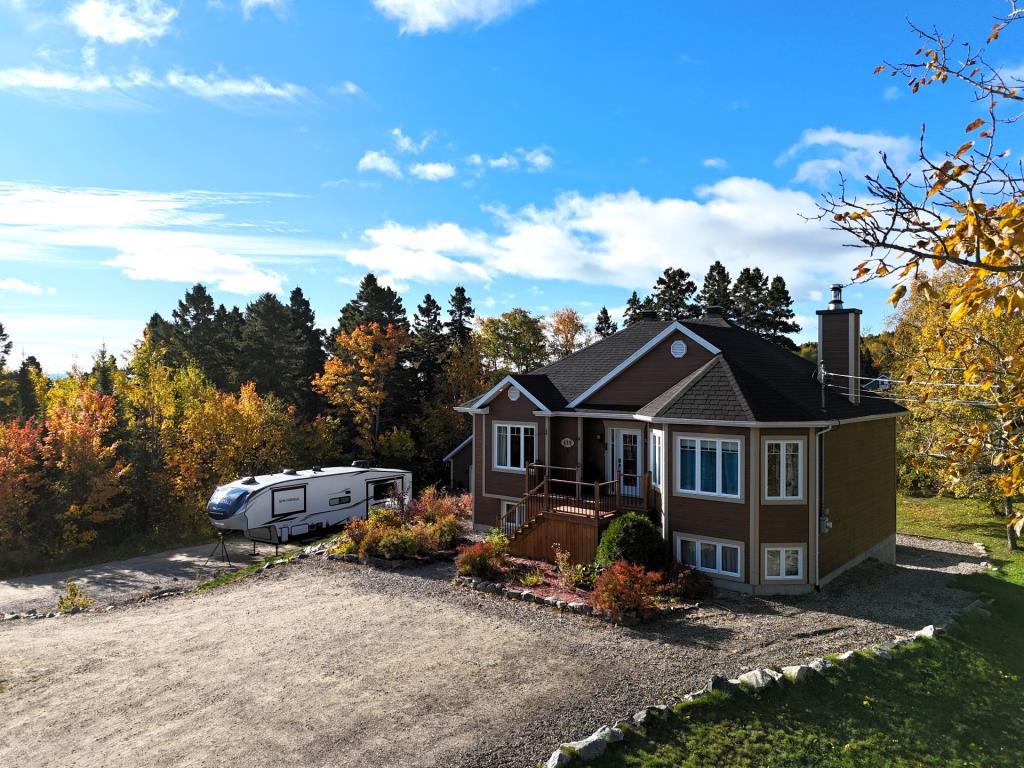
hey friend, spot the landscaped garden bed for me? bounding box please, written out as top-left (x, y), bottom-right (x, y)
top-left (452, 512), bottom-right (711, 624)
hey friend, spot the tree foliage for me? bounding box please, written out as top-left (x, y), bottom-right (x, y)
top-left (594, 306), bottom-right (618, 337)
top-left (549, 307), bottom-right (592, 359)
top-left (477, 308), bottom-right (548, 373)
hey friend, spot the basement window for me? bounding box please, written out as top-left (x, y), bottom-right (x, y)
top-left (677, 534), bottom-right (742, 578)
top-left (765, 546), bottom-right (804, 580)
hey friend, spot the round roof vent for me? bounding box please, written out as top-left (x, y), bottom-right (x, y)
top-left (670, 339), bottom-right (687, 358)
top-left (507, 387), bottom-right (521, 401)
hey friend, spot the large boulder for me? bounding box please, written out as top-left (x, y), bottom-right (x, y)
top-left (738, 668), bottom-right (779, 691)
top-left (781, 665), bottom-right (818, 683)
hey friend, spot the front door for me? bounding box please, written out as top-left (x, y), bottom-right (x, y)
top-left (607, 428), bottom-right (643, 492)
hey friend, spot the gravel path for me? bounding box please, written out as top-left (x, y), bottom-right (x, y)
top-left (0, 538), bottom-right (296, 616)
top-left (0, 539), bottom-right (982, 768)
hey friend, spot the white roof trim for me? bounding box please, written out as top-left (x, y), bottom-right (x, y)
top-left (534, 411), bottom-right (902, 428)
top-left (565, 322), bottom-right (720, 408)
top-left (467, 374), bottom-right (551, 413)
top-left (443, 435), bottom-right (473, 462)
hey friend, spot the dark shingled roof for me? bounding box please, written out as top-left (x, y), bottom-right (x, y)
top-left (463, 316), bottom-right (906, 423)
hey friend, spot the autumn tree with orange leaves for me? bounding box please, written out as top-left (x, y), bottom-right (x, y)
top-left (821, 5), bottom-right (1024, 543)
top-left (314, 322), bottom-right (410, 453)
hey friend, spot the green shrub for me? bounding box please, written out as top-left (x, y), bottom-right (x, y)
top-left (591, 561), bottom-right (662, 620)
top-left (553, 543), bottom-right (585, 590)
top-left (368, 507), bottom-right (403, 528)
top-left (373, 527), bottom-right (423, 560)
top-left (56, 580), bottom-right (93, 612)
top-left (595, 512), bottom-right (665, 569)
top-left (520, 567), bottom-right (545, 587)
top-left (455, 541), bottom-right (507, 579)
top-left (484, 528), bottom-right (510, 557)
top-left (427, 514), bottom-right (465, 549)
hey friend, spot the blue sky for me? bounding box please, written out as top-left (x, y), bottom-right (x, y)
top-left (0, 0), bottom-right (998, 372)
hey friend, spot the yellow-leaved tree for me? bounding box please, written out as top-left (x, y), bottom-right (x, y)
top-left (821, 7), bottom-right (1024, 544)
top-left (314, 322), bottom-right (409, 454)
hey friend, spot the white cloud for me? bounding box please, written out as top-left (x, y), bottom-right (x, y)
top-left (2, 312), bottom-right (142, 373)
top-left (391, 127), bottom-right (432, 154)
top-left (164, 70), bottom-right (305, 101)
top-left (519, 146), bottom-right (552, 172)
top-left (883, 85), bottom-right (901, 101)
top-left (342, 178), bottom-right (856, 296)
top-left (409, 161), bottom-right (456, 181)
top-left (0, 65), bottom-right (305, 102)
top-left (67, 0), bottom-right (177, 44)
top-left (780, 126), bottom-right (914, 186)
top-left (331, 80), bottom-right (363, 95)
top-left (488, 153), bottom-right (518, 169)
top-left (241, 0), bottom-right (290, 18)
top-left (0, 182), bottom-right (345, 296)
top-left (703, 157), bottom-right (727, 169)
top-left (0, 277), bottom-right (47, 295)
top-left (372, 0), bottom-right (534, 34)
top-left (358, 150), bottom-right (403, 178)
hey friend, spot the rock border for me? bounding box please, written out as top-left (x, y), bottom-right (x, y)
top-left (451, 574), bottom-right (697, 625)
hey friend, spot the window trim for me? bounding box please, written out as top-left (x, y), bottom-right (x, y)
top-left (763, 436), bottom-right (806, 502)
top-left (763, 544), bottom-right (805, 581)
top-left (674, 532), bottom-right (744, 580)
top-left (492, 421), bottom-right (537, 473)
top-left (649, 429), bottom-right (664, 490)
top-left (673, 433), bottom-right (743, 500)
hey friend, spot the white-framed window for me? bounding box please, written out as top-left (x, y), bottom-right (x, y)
top-left (493, 422), bottom-right (536, 471)
top-left (676, 436), bottom-right (741, 498)
top-left (765, 439), bottom-right (803, 500)
top-left (501, 499), bottom-right (525, 528)
top-left (764, 545), bottom-right (804, 580)
top-left (650, 430), bottom-right (664, 489)
top-left (676, 534), bottom-right (743, 578)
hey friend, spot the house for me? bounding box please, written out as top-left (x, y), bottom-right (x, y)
top-left (452, 285), bottom-right (906, 595)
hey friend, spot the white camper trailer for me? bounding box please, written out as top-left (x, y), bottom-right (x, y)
top-left (206, 465), bottom-right (412, 544)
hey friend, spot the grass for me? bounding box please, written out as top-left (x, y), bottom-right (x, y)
top-left (193, 532), bottom-right (343, 592)
top-left (587, 494), bottom-right (1024, 768)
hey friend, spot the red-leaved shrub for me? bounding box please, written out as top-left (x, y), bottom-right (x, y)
top-left (455, 540), bottom-right (507, 579)
top-left (661, 565), bottom-right (712, 601)
top-left (591, 560), bottom-right (662, 620)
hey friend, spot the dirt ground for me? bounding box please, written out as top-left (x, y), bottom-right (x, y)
top-left (0, 536), bottom-right (984, 768)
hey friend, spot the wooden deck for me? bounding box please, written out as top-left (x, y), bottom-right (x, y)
top-left (500, 464), bottom-right (653, 564)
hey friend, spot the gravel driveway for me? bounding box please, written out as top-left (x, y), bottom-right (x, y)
top-left (0, 537), bottom-right (982, 768)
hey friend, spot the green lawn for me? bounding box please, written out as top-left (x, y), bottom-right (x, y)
top-left (587, 495), bottom-right (1024, 768)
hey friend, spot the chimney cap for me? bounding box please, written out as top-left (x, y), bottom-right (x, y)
top-left (704, 305), bottom-right (725, 316)
top-left (637, 309), bottom-right (660, 322)
top-left (829, 284), bottom-right (844, 309)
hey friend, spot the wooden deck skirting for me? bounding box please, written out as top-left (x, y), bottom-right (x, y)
top-left (500, 463), bottom-right (653, 564)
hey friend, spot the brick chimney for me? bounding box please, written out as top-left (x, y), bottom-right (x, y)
top-left (816, 284), bottom-right (862, 404)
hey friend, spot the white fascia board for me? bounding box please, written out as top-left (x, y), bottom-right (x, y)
top-left (443, 435), bottom-right (473, 462)
top-left (468, 374), bottom-right (550, 413)
top-left (454, 406), bottom-right (489, 414)
top-left (565, 322), bottom-right (720, 409)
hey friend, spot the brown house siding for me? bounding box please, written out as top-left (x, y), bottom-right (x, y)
top-left (548, 417), bottom-right (581, 471)
top-left (757, 427), bottom-right (812, 548)
top-left (665, 425), bottom-right (752, 580)
top-left (818, 417), bottom-right (897, 577)
top-left (581, 331), bottom-right (716, 409)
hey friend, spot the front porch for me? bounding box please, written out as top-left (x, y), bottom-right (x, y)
top-left (499, 463), bottom-right (654, 563)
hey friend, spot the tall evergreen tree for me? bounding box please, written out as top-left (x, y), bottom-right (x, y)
top-left (334, 273), bottom-right (407, 338)
top-left (0, 320), bottom-right (11, 371)
top-left (238, 293), bottom-right (305, 404)
top-left (697, 260), bottom-right (734, 316)
top-left (170, 284), bottom-right (239, 389)
top-left (91, 345), bottom-right (117, 396)
top-left (16, 356), bottom-right (43, 421)
top-left (764, 276), bottom-right (802, 351)
top-left (445, 285), bottom-right (476, 348)
top-left (411, 293), bottom-right (447, 401)
top-left (731, 267), bottom-right (772, 336)
top-left (594, 306), bottom-right (618, 337)
top-left (651, 267), bottom-right (697, 321)
top-left (288, 287), bottom-right (327, 416)
top-left (623, 291), bottom-right (655, 326)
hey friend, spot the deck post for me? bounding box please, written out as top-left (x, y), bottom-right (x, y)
top-left (615, 471), bottom-right (622, 511)
top-left (593, 481), bottom-right (601, 518)
top-left (544, 476), bottom-right (550, 513)
top-left (644, 470), bottom-right (651, 508)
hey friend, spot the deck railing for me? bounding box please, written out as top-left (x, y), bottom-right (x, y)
top-left (499, 463), bottom-right (652, 538)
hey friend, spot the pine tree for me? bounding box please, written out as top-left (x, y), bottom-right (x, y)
top-left (238, 293), bottom-right (305, 404)
top-left (411, 293), bottom-right (447, 401)
top-left (697, 260), bottom-right (734, 316)
top-left (287, 288), bottom-right (326, 417)
top-left (16, 356), bottom-right (44, 422)
top-left (731, 267), bottom-right (772, 336)
top-left (623, 291), bottom-right (655, 326)
top-left (0, 320), bottom-right (11, 371)
top-left (651, 267), bottom-right (697, 321)
top-left (170, 284), bottom-right (238, 389)
top-left (335, 273), bottom-right (407, 337)
top-left (764, 276), bottom-right (802, 351)
top-left (594, 306), bottom-right (618, 337)
top-left (445, 285), bottom-right (476, 348)
top-left (90, 345), bottom-right (117, 396)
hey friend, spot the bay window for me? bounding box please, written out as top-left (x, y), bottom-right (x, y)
top-left (493, 422), bottom-right (536, 471)
top-left (676, 436), bottom-right (741, 498)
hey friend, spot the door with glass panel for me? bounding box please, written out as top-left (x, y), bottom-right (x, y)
top-left (607, 428), bottom-right (642, 494)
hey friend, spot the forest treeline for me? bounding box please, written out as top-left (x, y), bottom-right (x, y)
top-left (0, 262), bottom-right (802, 573)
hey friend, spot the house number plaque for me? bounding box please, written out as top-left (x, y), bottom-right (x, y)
top-left (560, 437), bottom-right (575, 448)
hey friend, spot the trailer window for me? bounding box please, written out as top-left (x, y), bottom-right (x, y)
top-left (372, 480), bottom-right (398, 502)
top-left (329, 495), bottom-right (352, 506)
